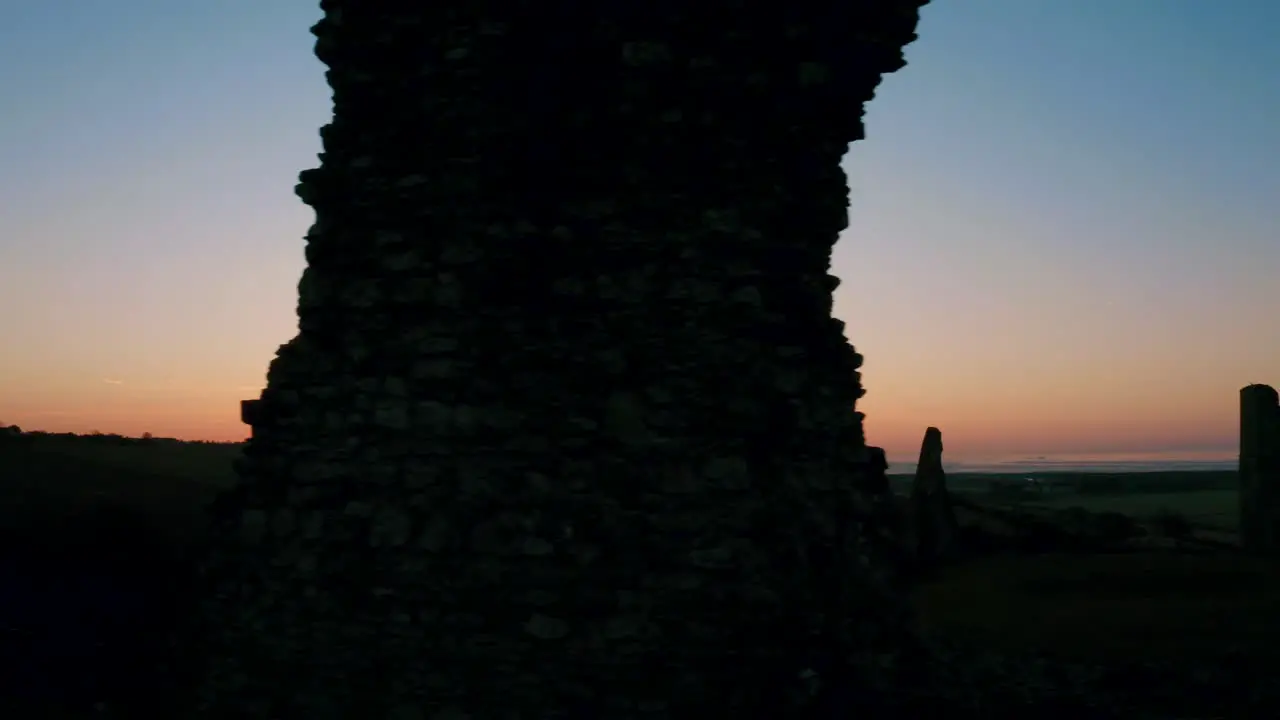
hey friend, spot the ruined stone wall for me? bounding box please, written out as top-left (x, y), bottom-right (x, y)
top-left (1240, 384), bottom-right (1280, 552)
top-left (190, 2), bottom-right (931, 717)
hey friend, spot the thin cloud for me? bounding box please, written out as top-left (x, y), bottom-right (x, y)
top-left (102, 378), bottom-right (125, 385)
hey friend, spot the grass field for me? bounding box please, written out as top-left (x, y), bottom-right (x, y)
top-left (890, 470), bottom-right (1265, 671)
top-left (0, 436), bottom-right (235, 548)
top-left (1013, 489), bottom-right (1240, 531)
top-left (0, 432), bottom-right (1269, 713)
top-left (913, 550), bottom-right (1280, 663)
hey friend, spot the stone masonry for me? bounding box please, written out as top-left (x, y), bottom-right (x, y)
top-left (188, 2), bottom-right (932, 718)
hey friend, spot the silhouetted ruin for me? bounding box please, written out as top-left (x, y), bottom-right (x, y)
top-left (910, 427), bottom-right (956, 566)
top-left (189, 2), bottom-right (932, 717)
top-left (863, 445), bottom-right (891, 496)
top-left (1240, 384), bottom-right (1280, 553)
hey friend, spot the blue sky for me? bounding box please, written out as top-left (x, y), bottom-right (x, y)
top-left (1, 1), bottom-right (1276, 463)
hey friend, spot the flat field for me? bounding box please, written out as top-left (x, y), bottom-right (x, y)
top-left (1012, 489), bottom-right (1239, 531)
top-left (912, 549), bottom-right (1280, 665)
top-left (0, 435), bottom-right (235, 546)
top-left (0, 436), bottom-right (1268, 713)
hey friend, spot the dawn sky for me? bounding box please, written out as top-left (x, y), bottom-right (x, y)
top-left (2, 1), bottom-right (1276, 465)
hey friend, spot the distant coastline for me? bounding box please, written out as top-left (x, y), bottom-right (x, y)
top-left (888, 459), bottom-right (1236, 475)
top-left (0, 427), bottom-right (1238, 477)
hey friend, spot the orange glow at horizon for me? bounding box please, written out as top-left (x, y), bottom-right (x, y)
top-left (2, 0), bottom-right (1276, 467)
top-left (0, 360), bottom-right (1245, 463)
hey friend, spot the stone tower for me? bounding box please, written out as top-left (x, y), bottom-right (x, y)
top-left (1240, 384), bottom-right (1280, 552)
top-left (188, 1), bottom-right (932, 717)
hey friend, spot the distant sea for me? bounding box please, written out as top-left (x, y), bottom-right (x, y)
top-left (887, 458), bottom-right (1237, 475)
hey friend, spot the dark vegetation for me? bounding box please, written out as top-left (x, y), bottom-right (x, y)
top-left (0, 428), bottom-right (234, 716)
top-left (0, 424), bottom-right (1271, 716)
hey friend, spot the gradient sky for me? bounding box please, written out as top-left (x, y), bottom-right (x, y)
top-left (2, 1), bottom-right (1277, 465)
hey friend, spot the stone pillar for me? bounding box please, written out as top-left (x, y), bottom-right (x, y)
top-left (1240, 384), bottom-right (1280, 552)
top-left (910, 426), bottom-right (955, 566)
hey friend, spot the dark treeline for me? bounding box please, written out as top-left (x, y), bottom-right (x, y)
top-left (0, 424), bottom-right (241, 448)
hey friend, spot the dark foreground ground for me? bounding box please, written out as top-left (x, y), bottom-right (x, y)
top-left (0, 433), bottom-right (1270, 717)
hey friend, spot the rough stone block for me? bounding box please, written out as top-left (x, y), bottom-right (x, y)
top-left (910, 426), bottom-right (956, 566)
